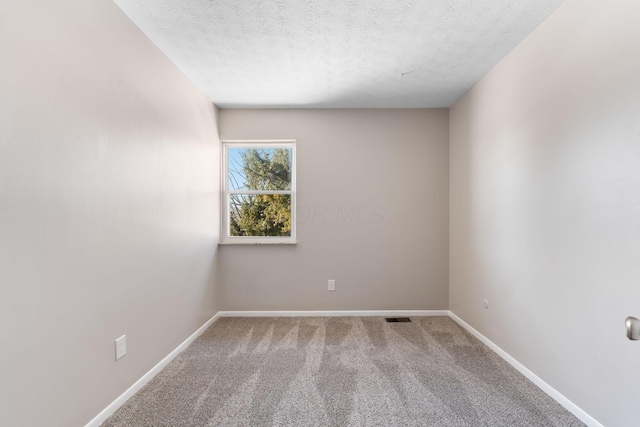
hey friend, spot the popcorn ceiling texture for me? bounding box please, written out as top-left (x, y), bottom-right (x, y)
top-left (114, 0), bottom-right (565, 108)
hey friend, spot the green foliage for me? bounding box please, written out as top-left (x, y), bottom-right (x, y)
top-left (241, 148), bottom-right (291, 191)
top-left (230, 148), bottom-right (292, 237)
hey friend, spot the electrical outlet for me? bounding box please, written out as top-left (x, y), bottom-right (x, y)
top-left (328, 280), bottom-right (336, 292)
top-left (115, 335), bottom-right (126, 360)
top-left (483, 299), bottom-right (489, 309)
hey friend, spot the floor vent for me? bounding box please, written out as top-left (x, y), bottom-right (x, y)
top-left (385, 317), bottom-right (412, 323)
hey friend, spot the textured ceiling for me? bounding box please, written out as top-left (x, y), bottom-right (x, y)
top-left (114, 0), bottom-right (565, 108)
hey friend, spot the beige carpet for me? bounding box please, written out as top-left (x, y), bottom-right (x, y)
top-left (102, 316), bottom-right (585, 426)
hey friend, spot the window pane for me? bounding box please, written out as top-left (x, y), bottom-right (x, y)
top-left (228, 147), bottom-right (292, 191)
top-left (229, 194), bottom-right (292, 237)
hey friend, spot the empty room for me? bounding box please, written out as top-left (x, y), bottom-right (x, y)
top-left (2, 0), bottom-right (639, 426)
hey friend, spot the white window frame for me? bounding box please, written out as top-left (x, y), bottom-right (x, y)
top-left (221, 140), bottom-right (296, 245)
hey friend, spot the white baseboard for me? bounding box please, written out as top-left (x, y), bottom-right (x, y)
top-left (218, 310), bottom-right (450, 317)
top-left (85, 312), bottom-right (222, 427)
top-left (448, 312), bottom-right (603, 427)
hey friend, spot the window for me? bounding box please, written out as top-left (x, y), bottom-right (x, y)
top-left (221, 140), bottom-right (296, 244)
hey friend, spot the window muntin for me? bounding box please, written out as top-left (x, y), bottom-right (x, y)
top-left (222, 141), bottom-right (296, 244)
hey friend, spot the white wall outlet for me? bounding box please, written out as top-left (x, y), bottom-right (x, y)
top-left (328, 279), bottom-right (336, 292)
top-left (115, 335), bottom-right (126, 360)
top-left (483, 299), bottom-right (489, 309)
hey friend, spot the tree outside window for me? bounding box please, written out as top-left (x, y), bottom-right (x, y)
top-left (223, 141), bottom-right (296, 244)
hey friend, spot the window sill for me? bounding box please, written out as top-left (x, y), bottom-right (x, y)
top-left (218, 241), bottom-right (297, 246)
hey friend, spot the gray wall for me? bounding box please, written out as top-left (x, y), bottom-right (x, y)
top-left (0, 1), bottom-right (221, 426)
top-left (218, 109), bottom-right (449, 311)
top-left (449, 0), bottom-right (640, 425)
